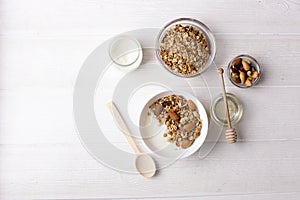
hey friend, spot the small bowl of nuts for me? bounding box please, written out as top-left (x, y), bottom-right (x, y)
top-left (156, 18), bottom-right (216, 77)
top-left (228, 54), bottom-right (261, 88)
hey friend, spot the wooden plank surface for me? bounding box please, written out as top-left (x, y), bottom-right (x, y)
top-left (1, 0), bottom-right (300, 199)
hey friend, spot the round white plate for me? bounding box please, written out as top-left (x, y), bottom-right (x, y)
top-left (139, 91), bottom-right (209, 159)
top-left (75, 28), bottom-right (222, 174)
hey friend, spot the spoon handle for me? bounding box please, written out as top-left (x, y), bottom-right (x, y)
top-left (107, 101), bottom-right (141, 154)
top-left (217, 68), bottom-right (232, 128)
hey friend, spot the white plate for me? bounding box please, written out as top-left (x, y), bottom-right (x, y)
top-left (139, 91), bottom-right (209, 159)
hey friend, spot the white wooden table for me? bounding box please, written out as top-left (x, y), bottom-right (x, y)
top-left (1, 0), bottom-right (300, 199)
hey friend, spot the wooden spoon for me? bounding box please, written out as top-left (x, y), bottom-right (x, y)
top-left (217, 68), bottom-right (237, 143)
top-left (107, 102), bottom-right (156, 178)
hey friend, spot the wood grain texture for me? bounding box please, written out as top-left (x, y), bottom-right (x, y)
top-left (1, 0), bottom-right (300, 199)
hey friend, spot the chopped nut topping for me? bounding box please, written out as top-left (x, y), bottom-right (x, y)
top-left (149, 94), bottom-right (203, 149)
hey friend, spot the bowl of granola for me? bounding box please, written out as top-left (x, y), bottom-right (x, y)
top-left (156, 18), bottom-right (216, 77)
top-left (139, 91), bottom-right (208, 158)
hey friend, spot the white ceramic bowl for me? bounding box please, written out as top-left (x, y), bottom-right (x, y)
top-left (139, 91), bottom-right (208, 159)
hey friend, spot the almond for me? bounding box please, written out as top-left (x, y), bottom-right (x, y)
top-left (154, 104), bottom-right (163, 116)
top-left (168, 110), bottom-right (179, 121)
top-left (187, 100), bottom-right (197, 111)
top-left (181, 139), bottom-right (192, 149)
top-left (183, 122), bottom-right (196, 132)
top-left (245, 78), bottom-right (253, 87)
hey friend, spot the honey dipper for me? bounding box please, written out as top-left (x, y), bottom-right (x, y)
top-left (217, 68), bottom-right (237, 143)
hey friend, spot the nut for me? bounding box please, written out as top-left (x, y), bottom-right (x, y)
top-left (181, 139), bottom-right (192, 149)
top-left (231, 73), bottom-right (239, 79)
top-left (242, 60), bottom-right (250, 71)
top-left (183, 122), bottom-right (196, 132)
top-left (247, 71), bottom-right (252, 77)
top-left (187, 100), bottom-right (197, 111)
top-left (154, 104), bottom-right (163, 116)
top-left (168, 110), bottom-right (179, 121)
top-left (231, 58), bottom-right (242, 66)
top-left (231, 65), bottom-right (240, 73)
top-left (240, 71), bottom-right (246, 84)
top-left (247, 70), bottom-right (259, 79)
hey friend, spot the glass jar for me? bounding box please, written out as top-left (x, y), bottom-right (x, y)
top-left (210, 93), bottom-right (243, 126)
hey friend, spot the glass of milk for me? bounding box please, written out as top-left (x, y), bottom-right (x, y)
top-left (109, 36), bottom-right (142, 68)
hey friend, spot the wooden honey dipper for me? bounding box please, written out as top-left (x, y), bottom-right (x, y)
top-left (217, 68), bottom-right (237, 143)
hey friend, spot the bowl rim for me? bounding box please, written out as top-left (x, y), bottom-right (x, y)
top-left (155, 17), bottom-right (216, 78)
top-left (227, 54), bottom-right (262, 88)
